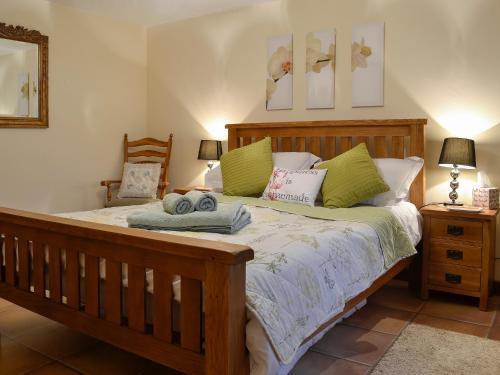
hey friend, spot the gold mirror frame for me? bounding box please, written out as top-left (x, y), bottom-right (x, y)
top-left (0, 23), bottom-right (48, 128)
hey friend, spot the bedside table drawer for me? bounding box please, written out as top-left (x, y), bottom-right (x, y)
top-left (430, 218), bottom-right (483, 243)
top-left (428, 263), bottom-right (481, 291)
top-left (429, 240), bottom-right (482, 268)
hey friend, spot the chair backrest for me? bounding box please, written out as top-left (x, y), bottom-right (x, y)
top-left (123, 133), bottom-right (173, 198)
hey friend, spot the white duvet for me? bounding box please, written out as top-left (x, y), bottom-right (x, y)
top-left (57, 200), bottom-right (421, 375)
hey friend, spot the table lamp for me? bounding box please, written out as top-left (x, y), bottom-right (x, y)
top-left (198, 140), bottom-right (222, 169)
top-left (438, 137), bottom-right (476, 206)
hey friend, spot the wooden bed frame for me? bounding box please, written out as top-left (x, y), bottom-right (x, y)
top-left (0, 118), bottom-right (426, 375)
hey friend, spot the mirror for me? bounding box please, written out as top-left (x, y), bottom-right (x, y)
top-left (0, 23), bottom-right (48, 128)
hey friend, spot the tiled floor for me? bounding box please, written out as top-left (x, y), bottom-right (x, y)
top-left (1, 281), bottom-right (499, 375)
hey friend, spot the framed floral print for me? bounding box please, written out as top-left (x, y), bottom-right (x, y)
top-left (266, 34), bottom-right (293, 110)
top-left (352, 22), bottom-right (385, 107)
top-left (306, 30), bottom-right (336, 109)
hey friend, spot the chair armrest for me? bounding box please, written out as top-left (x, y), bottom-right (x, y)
top-left (100, 180), bottom-right (122, 187)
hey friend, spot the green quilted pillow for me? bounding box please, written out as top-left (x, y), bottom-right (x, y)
top-left (315, 143), bottom-right (389, 208)
top-left (220, 137), bottom-right (273, 196)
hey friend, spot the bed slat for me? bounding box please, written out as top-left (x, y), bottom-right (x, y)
top-left (65, 248), bottom-right (80, 309)
top-left (242, 137), bottom-right (252, 146)
top-left (4, 235), bottom-right (15, 286)
top-left (281, 137), bottom-right (292, 152)
top-left (181, 277), bottom-right (202, 352)
top-left (325, 136), bottom-right (336, 160)
top-left (339, 137), bottom-right (352, 154)
top-left (0, 236), bottom-right (4, 281)
top-left (392, 136), bottom-right (405, 158)
top-left (295, 137), bottom-right (306, 152)
top-left (374, 136), bottom-right (388, 158)
top-left (105, 260), bottom-right (122, 325)
top-left (49, 246), bottom-right (62, 303)
top-left (85, 254), bottom-right (100, 317)
top-left (153, 271), bottom-right (173, 343)
top-left (271, 137), bottom-right (278, 152)
top-left (33, 242), bottom-right (45, 297)
top-left (357, 136), bottom-right (369, 146)
top-left (17, 239), bottom-right (30, 291)
top-left (309, 137), bottom-right (321, 157)
top-left (128, 265), bottom-right (145, 332)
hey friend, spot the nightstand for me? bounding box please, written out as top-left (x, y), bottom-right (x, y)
top-left (420, 205), bottom-right (498, 310)
top-left (173, 186), bottom-right (213, 195)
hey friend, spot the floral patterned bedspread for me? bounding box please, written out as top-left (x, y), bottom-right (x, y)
top-left (58, 200), bottom-right (417, 364)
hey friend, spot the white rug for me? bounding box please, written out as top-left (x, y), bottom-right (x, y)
top-left (371, 323), bottom-right (500, 375)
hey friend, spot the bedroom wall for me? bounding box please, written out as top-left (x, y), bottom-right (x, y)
top-left (0, 0), bottom-right (148, 213)
top-left (147, 0), bottom-right (500, 279)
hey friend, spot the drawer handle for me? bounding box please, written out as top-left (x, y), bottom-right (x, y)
top-left (447, 225), bottom-right (464, 236)
top-left (445, 273), bottom-right (462, 284)
top-left (446, 249), bottom-right (463, 260)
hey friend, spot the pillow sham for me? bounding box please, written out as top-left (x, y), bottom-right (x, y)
top-left (363, 157), bottom-right (424, 206)
top-left (117, 162), bottom-right (161, 199)
top-left (262, 167), bottom-right (327, 206)
top-left (272, 152), bottom-right (321, 170)
top-left (205, 151), bottom-right (322, 191)
top-left (220, 137), bottom-right (273, 196)
top-left (314, 143), bottom-right (389, 208)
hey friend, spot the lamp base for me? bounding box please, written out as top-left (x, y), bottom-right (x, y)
top-left (443, 201), bottom-right (464, 206)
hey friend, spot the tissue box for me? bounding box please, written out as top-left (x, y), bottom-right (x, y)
top-left (472, 187), bottom-right (499, 209)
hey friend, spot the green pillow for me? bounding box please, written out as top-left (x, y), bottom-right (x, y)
top-left (220, 137), bottom-right (273, 196)
top-left (315, 143), bottom-right (389, 208)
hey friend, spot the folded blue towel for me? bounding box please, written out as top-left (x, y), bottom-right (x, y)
top-left (127, 202), bottom-right (251, 234)
top-left (162, 193), bottom-right (194, 215)
top-left (185, 190), bottom-right (217, 212)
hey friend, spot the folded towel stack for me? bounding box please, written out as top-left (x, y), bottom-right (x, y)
top-left (127, 202), bottom-right (251, 234)
top-left (163, 190), bottom-right (218, 215)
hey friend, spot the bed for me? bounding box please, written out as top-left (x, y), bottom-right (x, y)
top-left (0, 118), bottom-right (426, 375)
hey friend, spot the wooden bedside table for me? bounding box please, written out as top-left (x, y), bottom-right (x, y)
top-left (173, 186), bottom-right (213, 195)
top-left (420, 205), bottom-right (498, 310)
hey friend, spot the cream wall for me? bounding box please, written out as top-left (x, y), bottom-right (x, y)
top-left (148, 0), bottom-right (500, 278)
top-left (0, 0), bottom-right (148, 213)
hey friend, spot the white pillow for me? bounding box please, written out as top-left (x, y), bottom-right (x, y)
top-left (262, 167), bottom-right (327, 206)
top-left (363, 157), bottom-right (424, 206)
top-left (117, 162), bottom-right (161, 199)
top-left (205, 152), bottom-right (321, 191)
top-left (272, 152), bottom-right (321, 170)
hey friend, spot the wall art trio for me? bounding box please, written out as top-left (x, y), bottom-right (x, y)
top-left (266, 22), bottom-right (385, 110)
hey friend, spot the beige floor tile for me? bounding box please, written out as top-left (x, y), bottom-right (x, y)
top-left (0, 335), bottom-right (52, 375)
top-left (312, 324), bottom-right (395, 366)
top-left (289, 351), bottom-right (370, 375)
top-left (343, 304), bottom-right (415, 335)
top-left (420, 299), bottom-right (495, 326)
top-left (368, 285), bottom-right (424, 312)
top-left (26, 362), bottom-right (82, 374)
top-left (413, 314), bottom-right (490, 337)
top-left (0, 305), bottom-right (54, 338)
top-left (0, 298), bottom-right (13, 312)
top-left (14, 322), bottom-right (99, 359)
top-left (61, 342), bottom-right (156, 375)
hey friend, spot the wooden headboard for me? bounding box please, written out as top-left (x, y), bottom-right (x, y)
top-left (225, 118), bottom-right (427, 208)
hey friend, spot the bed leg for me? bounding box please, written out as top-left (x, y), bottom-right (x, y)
top-left (204, 262), bottom-right (248, 375)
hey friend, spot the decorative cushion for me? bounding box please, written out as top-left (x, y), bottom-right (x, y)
top-left (117, 162), bottom-right (161, 199)
top-left (220, 137), bottom-right (273, 196)
top-left (363, 157), bottom-right (424, 206)
top-left (314, 143), bottom-right (389, 208)
top-left (262, 167), bottom-right (327, 206)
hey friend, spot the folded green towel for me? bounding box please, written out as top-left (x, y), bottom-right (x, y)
top-left (185, 190), bottom-right (218, 212)
top-left (127, 203), bottom-right (251, 234)
top-left (162, 193), bottom-right (194, 215)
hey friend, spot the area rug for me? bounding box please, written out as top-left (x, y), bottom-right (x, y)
top-left (371, 323), bottom-right (500, 374)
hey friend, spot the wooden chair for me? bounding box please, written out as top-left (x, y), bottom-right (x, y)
top-left (101, 133), bottom-right (173, 207)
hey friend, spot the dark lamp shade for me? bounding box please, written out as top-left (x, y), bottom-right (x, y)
top-left (198, 140), bottom-right (222, 161)
top-left (438, 137), bottom-right (476, 169)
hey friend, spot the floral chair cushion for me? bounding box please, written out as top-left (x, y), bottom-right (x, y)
top-left (117, 162), bottom-right (161, 199)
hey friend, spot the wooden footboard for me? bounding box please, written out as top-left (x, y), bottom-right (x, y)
top-left (0, 207), bottom-right (253, 375)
